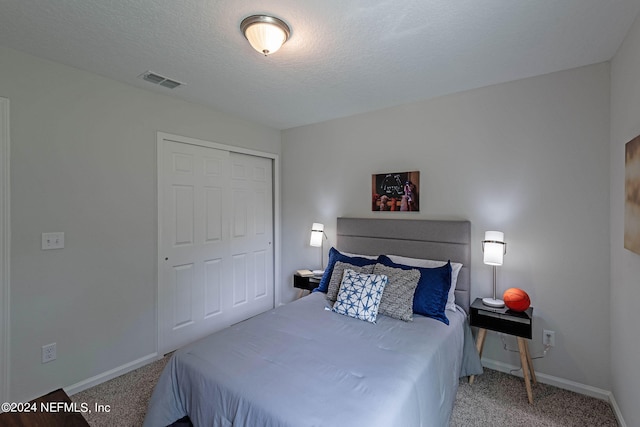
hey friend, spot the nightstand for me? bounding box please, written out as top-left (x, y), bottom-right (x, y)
top-left (293, 273), bottom-right (321, 298)
top-left (468, 297), bottom-right (537, 404)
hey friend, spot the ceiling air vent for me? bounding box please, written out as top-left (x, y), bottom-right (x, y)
top-left (138, 71), bottom-right (184, 89)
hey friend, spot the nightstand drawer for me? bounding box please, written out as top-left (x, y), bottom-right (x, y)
top-left (293, 274), bottom-right (320, 291)
top-left (470, 298), bottom-right (533, 339)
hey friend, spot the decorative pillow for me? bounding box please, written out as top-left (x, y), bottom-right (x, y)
top-left (378, 255), bottom-right (451, 325)
top-left (331, 269), bottom-right (388, 323)
top-left (387, 254), bottom-right (462, 312)
top-left (327, 261), bottom-right (376, 302)
top-left (313, 247), bottom-right (378, 294)
top-left (372, 263), bottom-right (420, 321)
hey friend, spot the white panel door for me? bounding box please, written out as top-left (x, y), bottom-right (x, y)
top-left (160, 141), bottom-right (231, 352)
top-left (159, 139), bottom-right (274, 354)
top-left (228, 152), bottom-right (274, 325)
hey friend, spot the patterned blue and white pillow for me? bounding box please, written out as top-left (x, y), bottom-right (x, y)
top-left (331, 269), bottom-right (388, 323)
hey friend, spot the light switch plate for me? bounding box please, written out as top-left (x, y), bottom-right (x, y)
top-left (42, 232), bottom-right (64, 250)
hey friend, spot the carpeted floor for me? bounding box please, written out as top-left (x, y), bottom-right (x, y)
top-left (450, 370), bottom-right (618, 427)
top-left (73, 357), bottom-right (170, 427)
top-left (72, 357), bottom-right (618, 426)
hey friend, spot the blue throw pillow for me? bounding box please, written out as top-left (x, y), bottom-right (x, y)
top-left (313, 247), bottom-right (378, 293)
top-left (377, 255), bottom-right (452, 325)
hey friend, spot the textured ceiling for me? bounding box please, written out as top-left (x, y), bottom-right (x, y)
top-left (1, 0), bottom-right (639, 129)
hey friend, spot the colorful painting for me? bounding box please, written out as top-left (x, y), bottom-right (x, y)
top-left (372, 171), bottom-right (420, 212)
top-left (625, 135), bottom-right (640, 255)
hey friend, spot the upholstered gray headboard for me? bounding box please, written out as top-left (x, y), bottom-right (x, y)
top-left (336, 217), bottom-right (471, 313)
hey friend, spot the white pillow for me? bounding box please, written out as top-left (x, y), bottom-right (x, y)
top-left (387, 254), bottom-right (462, 312)
top-left (340, 251), bottom-right (379, 260)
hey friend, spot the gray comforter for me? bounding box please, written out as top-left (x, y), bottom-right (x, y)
top-left (143, 292), bottom-right (481, 427)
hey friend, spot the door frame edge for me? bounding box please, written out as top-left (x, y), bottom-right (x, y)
top-left (0, 97), bottom-right (11, 402)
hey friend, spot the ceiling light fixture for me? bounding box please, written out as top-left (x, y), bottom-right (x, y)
top-left (240, 15), bottom-right (290, 56)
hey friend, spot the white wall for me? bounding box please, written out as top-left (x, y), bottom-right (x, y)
top-left (282, 63), bottom-right (611, 390)
top-left (0, 46), bottom-right (281, 402)
top-left (610, 12), bottom-right (640, 426)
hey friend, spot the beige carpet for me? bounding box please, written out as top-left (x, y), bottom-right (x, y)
top-left (73, 357), bottom-right (169, 427)
top-left (72, 357), bottom-right (618, 426)
top-left (451, 369), bottom-right (618, 426)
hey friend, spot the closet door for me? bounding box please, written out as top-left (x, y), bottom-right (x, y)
top-left (228, 152), bottom-right (273, 325)
top-left (159, 139), bottom-right (273, 354)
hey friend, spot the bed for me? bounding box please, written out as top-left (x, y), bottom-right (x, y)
top-left (143, 218), bottom-right (482, 427)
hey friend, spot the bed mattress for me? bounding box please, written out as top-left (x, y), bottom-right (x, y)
top-left (143, 292), bottom-right (477, 427)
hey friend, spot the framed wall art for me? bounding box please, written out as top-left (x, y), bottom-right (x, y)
top-left (625, 135), bottom-right (640, 255)
top-left (371, 171), bottom-right (420, 212)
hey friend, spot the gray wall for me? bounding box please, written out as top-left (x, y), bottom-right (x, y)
top-left (1, 46), bottom-right (281, 401)
top-left (282, 63), bottom-right (611, 390)
top-left (610, 12), bottom-right (640, 426)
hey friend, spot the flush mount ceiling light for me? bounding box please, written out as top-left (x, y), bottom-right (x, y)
top-left (240, 15), bottom-right (290, 56)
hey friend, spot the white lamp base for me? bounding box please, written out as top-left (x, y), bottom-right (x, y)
top-left (482, 297), bottom-right (505, 308)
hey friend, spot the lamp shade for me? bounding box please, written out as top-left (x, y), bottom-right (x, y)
top-left (241, 15), bottom-right (290, 56)
top-left (483, 231), bottom-right (505, 266)
top-left (310, 223), bottom-right (324, 247)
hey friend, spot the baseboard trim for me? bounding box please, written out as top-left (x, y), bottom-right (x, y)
top-left (607, 392), bottom-right (628, 427)
top-left (64, 352), bottom-right (160, 396)
top-left (481, 358), bottom-right (627, 426)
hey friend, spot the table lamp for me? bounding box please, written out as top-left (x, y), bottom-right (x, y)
top-left (482, 230), bottom-right (506, 308)
top-left (310, 223), bottom-right (326, 275)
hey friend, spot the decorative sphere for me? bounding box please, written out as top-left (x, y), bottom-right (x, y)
top-left (503, 288), bottom-right (530, 312)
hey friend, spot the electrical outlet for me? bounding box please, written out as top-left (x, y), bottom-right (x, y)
top-left (42, 232), bottom-right (64, 250)
top-left (543, 330), bottom-right (555, 347)
top-left (42, 342), bottom-right (56, 363)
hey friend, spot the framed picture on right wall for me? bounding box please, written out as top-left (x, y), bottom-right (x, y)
top-left (625, 134), bottom-right (640, 255)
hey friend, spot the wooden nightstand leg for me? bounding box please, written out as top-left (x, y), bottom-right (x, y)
top-left (469, 328), bottom-right (487, 384)
top-left (524, 339), bottom-right (537, 384)
top-left (517, 337), bottom-right (534, 404)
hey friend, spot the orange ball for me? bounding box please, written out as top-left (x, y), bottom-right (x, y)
top-left (503, 288), bottom-right (530, 312)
